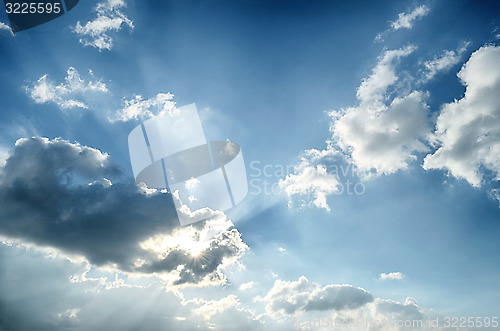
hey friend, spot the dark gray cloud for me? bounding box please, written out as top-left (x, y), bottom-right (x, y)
top-left (0, 137), bottom-right (247, 285)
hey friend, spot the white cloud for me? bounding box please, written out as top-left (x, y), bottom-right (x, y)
top-left (26, 67), bottom-right (108, 109)
top-left (193, 295), bottom-right (240, 320)
top-left (423, 45), bottom-right (500, 187)
top-left (257, 276), bottom-right (437, 331)
top-left (239, 281), bottom-right (256, 291)
top-left (489, 189), bottom-right (500, 206)
top-left (379, 272), bottom-right (405, 280)
top-left (376, 5), bottom-right (430, 41)
top-left (278, 145), bottom-right (340, 212)
top-left (0, 145), bottom-right (8, 168)
top-left (0, 21), bottom-right (13, 35)
top-left (420, 42), bottom-right (470, 82)
top-left (331, 46), bottom-right (431, 175)
top-left (255, 276), bottom-right (373, 316)
top-left (391, 5), bottom-right (430, 31)
top-left (74, 0), bottom-right (133, 51)
top-left (279, 160), bottom-right (339, 212)
top-left (112, 92), bottom-right (175, 122)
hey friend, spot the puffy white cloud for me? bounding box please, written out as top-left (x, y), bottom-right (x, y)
top-left (420, 42), bottom-right (470, 82)
top-left (331, 46), bottom-right (431, 175)
top-left (390, 5), bottom-right (430, 31)
top-left (26, 67), bottom-right (108, 109)
top-left (364, 297), bottom-right (426, 329)
top-left (379, 272), bottom-right (405, 280)
top-left (112, 92), bottom-right (176, 122)
top-left (0, 21), bottom-right (13, 34)
top-left (74, 0), bottom-right (133, 51)
top-left (255, 276), bottom-right (373, 316)
top-left (260, 277), bottom-right (434, 331)
top-left (423, 45), bottom-right (500, 187)
top-left (0, 137), bottom-right (247, 287)
top-left (280, 46), bottom-right (433, 211)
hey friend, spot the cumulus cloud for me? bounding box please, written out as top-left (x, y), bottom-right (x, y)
top-left (255, 276), bottom-right (373, 316)
top-left (330, 46), bottom-right (431, 175)
top-left (0, 137), bottom-right (247, 287)
top-left (0, 21), bottom-right (13, 35)
top-left (420, 42), bottom-right (470, 82)
top-left (366, 297), bottom-right (426, 329)
top-left (280, 46), bottom-right (433, 211)
top-left (423, 45), bottom-right (500, 187)
top-left (112, 92), bottom-right (176, 122)
top-left (259, 277), bottom-right (433, 331)
top-left (74, 0), bottom-right (133, 51)
top-left (379, 272), bottom-right (405, 280)
top-left (26, 67), bottom-right (108, 109)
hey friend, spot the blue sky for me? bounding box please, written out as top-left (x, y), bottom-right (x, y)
top-left (1, 1), bottom-right (500, 330)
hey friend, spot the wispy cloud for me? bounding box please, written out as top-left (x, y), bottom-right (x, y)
top-left (0, 145), bottom-right (8, 168)
top-left (380, 272), bottom-right (405, 280)
top-left (73, 0), bottom-right (133, 51)
top-left (111, 93), bottom-right (175, 122)
top-left (279, 155), bottom-right (340, 212)
top-left (239, 281), bottom-right (256, 291)
top-left (420, 42), bottom-right (470, 82)
top-left (0, 21), bottom-right (13, 35)
top-left (376, 5), bottom-right (430, 41)
top-left (192, 295), bottom-right (240, 320)
top-left (391, 5), bottom-right (430, 31)
top-left (26, 67), bottom-right (108, 109)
